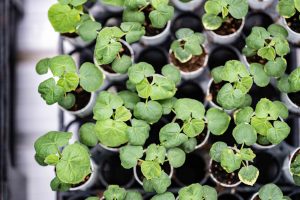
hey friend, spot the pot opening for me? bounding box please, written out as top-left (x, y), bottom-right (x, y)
top-left (243, 12), bottom-right (273, 36)
top-left (67, 86), bottom-right (91, 112)
top-left (210, 160), bottom-right (240, 186)
top-left (136, 160), bottom-right (172, 182)
top-left (137, 47), bottom-right (168, 72)
top-left (208, 46), bottom-right (239, 70)
top-left (218, 193), bottom-right (242, 200)
top-left (213, 14), bottom-right (242, 36)
top-left (171, 12), bottom-right (203, 34)
top-left (143, 5), bottom-right (166, 36)
top-left (249, 84), bottom-right (280, 107)
top-left (286, 12), bottom-right (300, 34)
top-left (288, 92), bottom-right (300, 107)
top-left (144, 117), bottom-right (169, 147)
top-left (176, 81), bottom-right (205, 101)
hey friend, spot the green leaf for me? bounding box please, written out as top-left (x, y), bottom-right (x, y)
top-left (36, 58), bottom-right (50, 75)
top-left (50, 177), bottom-right (70, 192)
top-left (118, 90), bottom-right (140, 110)
top-left (181, 138), bottom-right (197, 153)
top-left (79, 123), bottom-right (98, 147)
top-left (264, 57), bottom-right (287, 78)
top-left (274, 37), bottom-right (290, 56)
top-left (175, 28), bottom-right (195, 39)
top-left (149, 5), bottom-right (174, 29)
top-left (251, 116), bottom-right (273, 136)
top-left (277, 0), bottom-right (296, 18)
top-left (228, 0), bottom-right (248, 19)
top-left (38, 78), bottom-right (64, 105)
top-left (58, 0), bottom-right (87, 6)
top-left (273, 101), bottom-right (289, 119)
top-left (104, 185), bottom-right (127, 200)
top-left (159, 123), bottom-right (188, 148)
top-left (144, 171), bottom-right (171, 194)
top-left (233, 124), bottom-right (257, 146)
top-left (234, 107), bottom-right (254, 125)
top-left (296, 0), bottom-right (300, 12)
top-left (211, 66), bottom-right (224, 83)
top-left (220, 148), bottom-right (242, 173)
top-left (255, 98), bottom-right (279, 120)
top-left (289, 67), bottom-right (300, 92)
top-left (202, 13), bottom-right (222, 30)
top-left (238, 165), bottom-right (259, 186)
top-left (202, 185), bottom-right (218, 200)
top-left (44, 154), bottom-right (59, 165)
top-left (95, 119), bottom-right (128, 147)
top-left (267, 121), bottom-right (290, 145)
top-left (57, 72), bottom-right (79, 92)
top-left (56, 143), bottom-right (91, 184)
top-left (240, 148), bottom-right (256, 161)
top-left (78, 20), bottom-right (102, 42)
top-left (258, 46), bottom-right (276, 61)
top-left (209, 142), bottom-right (228, 162)
top-left (246, 27), bottom-right (270, 50)
top-left (58, 93), bottom-right (75, 109)
top-left (167, 148), bottom-right (186, 168)
top-left (216, 83), bottom-right (245, 110)
top-left (79, 62), bottom-right (103, 92)
top-left (183, 119), bottom-right (205, 137)
top-left (161, 64), bottom-right (181, 85)
top-left (123, 9), bottom-right (145, 24)
top-left (150, 76), bottom-right (177, 100)
top-left (115, 106), bottom-right (132, 122)
top-left (34, 131), bottom-right (72, 160)
top-left (125, 191), bottom-right (143, 200)
top-left (112, 55), bottom-right (133, 74)
top-left (250, 63), bottom-right (270, 87)
top-left (49, 55), bottom-right (76, 76)
top-left (277, 74), bottom-right (292, 93)
top-left (141, 160), bottom-right (162, 180)
top-left (133, 101), bottom-right (163, 124)
top-left (206, 108), bottom-right (231, 135)
top-left (235, 76), bottom-right (253, 94)
top-left (136, 78), bottom-right (152, 98)
top-left (159, 97), bottom-right (177, 115)
top-left (119, 145), bottom-right (143, 169)
top-left (150, 192), bottom-right (175, 200)
top-left (121, 22), bottom-right (145, 44)
top-left (145, 144), bottom-right (166, 164)
top-left (127, 119), bottom-right (150, 146)
top-left (258, 183), bottom-right (284, 200)
top-left (128, 62), bottom-right (155, 84)
top-left (48, 3), bottom-right (80, 33)
top-left (174, 98), bottom-right (205, 121)
top-left (204, 0), bottom-right (222, 15)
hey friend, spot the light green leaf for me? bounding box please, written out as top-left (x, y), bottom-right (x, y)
top-left (36, 58), bottom-right (50, 75)
top-left (79, 62), bottom-right (103, 92)
top-left (202, 13), bottom-right (222, 30)
top-left (264, 57), bottom-right (287, 78)
top-left (58, 93), bottom-right (75, 109)
top-left (220, 148), bottom-right (242, 173)
top-left (119, 145), bottom-right (143, 169)
top-left (250, 63), bottom-right (270, 87)
top-left (115, 106), bottom-right (132, 122)
top-left (133, 101), bottom-right (163, 124)
top-left (233, 124), bottom-right (257, 146)
top-left (167, 148), bottom-right (186, 168)
top-left (267, 121), bottom-right (290, 145)
top-left (209, 141), bottom-right (228, 162)
top-left (238, 165), bottom-right (259, 186)
top-left (78, 20), bottom-right (102, 42)
top-left (127, 119), bottom-right (150, 146)
top-left (251, 116), bottom-right (273, 136)
top-left (118, 90), bottom-right (140, 110)
top-left (104, 185), bottom-right (127, 200)
top-left (206, 108), bottom-right (231, 135)
top-left (234, 107), bottom-right (254, 124)
top-left (128, 62), bottom-right (155, 84)
top-left (183, 119), bottom-right (205, 137)
top-left (159, 123), bottom-right (188, 148)
top-left (112, 55), bottom-right (132, 74)
top-left (57, 72), bottom-right (79, 92)
top-left (145, 144), bottom-right (166, 164)
top-left (141, 160), bottom-right (162, 180)
top-left (174, 98), bottom-right (205, 120)
top-left (79, 123), bottom-right (98, 147)
top-left (44, 154), bottom-right (59, 165)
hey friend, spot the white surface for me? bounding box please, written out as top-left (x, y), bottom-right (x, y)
top-left (15, 0), bottom-right (59, 199)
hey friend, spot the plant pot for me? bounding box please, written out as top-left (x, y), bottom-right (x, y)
top-left (173, 152), bottom-right (207, 186)
top-left (169, 45), bottom-right (209, 80)
top-left (249, 84), bottom-right (281, 107)
top-left (281, 92), bottom-right (300, 114)
top-left (195, 127), bottom-right (210, 149)
top-left (278, 16), bottom-right (300, 45)
top-left (250, 192), bottom-right (259, 200)
top-left (207, 45), bottom-right (240, 70)
top-left (209, 159), bottom-right (241, 188)
top-left (133, 154), bottom-right (174, 186)
top-left (171, 0), bottom-right (203, 11)
top-left (69, 160), bottom-right (98, 191)
top-left (243, 12), bottom-right (274, 36)
top-left (206, 18), bottom-right (245, 45)
top-left (248, 0), bottom-right (274, 10)
top-left (137, 47), bottom-right (169, 72)
top-left (253, 152), bottom-right (281, 184)
top-left (59, 91), bottom-right (97, 118)
top-left (141, 21), bottom-right (171, 46)
top-left (218, 192), bottom-right (243, 200)
top-left (144, 117), bottom-right (169, 147)
top-left (175, 81), bottom-right (205, 102)
top-left (94, 39), bottom-right (134, 81)
top-left (283, 147), bottom-right (300, 184)
top-left (99, 153), bottom-right (135, 188)
top-left (288, 190), bottom-right (300, 199)
top-left (171, 12), bottom-right (203, 34)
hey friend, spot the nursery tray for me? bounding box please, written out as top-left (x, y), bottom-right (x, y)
top-left (56, 1), bottom-right (300, 200)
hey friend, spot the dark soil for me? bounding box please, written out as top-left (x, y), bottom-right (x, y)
top-left (71, 174), bottom-right (91, 188)
top-left (61, 32), bottom-right (78, 38)
top-left (253, 196), bottom-right (260, 200)
top-left (208, 81), bottom-right (225, 106)
top-left (246, 54), bottom-right (268, 65)
top-left (210, 160), bottom-right (239, 185)
top-left (68, 87), bottom-right (91, 111)
top-left (286, 12), bottom-right (300, 33)
top-left (175, 81), bottom-right (205, 101)
top-left (170, 46), bottom-right (207, 72)
top-left (214, 15), bottom-right (242, 35)
top-left (143, 5), bottom-right (166, 36)
top-left (144, 117), bottom-right (169, 147)
top-left (288, 91), bottom-right (300, 107)
top-left (101, 42), bottom-right (131, 73)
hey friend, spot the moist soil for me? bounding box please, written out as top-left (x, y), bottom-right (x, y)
top-left (170, 46), bottom-right (207, 72)
top-left (71, 174), bottom-right (91, 188)
top-left (101, 42), bottom-right (131, 73)
top-left (210, 160), bottom-right (239, 185)
top-left (288, 91), bottom-right (300, 107)
top-left (209, 81), bottom-right (225, 106)
top-left (286, 12), bottom-right (300, 33)
top-left (68, 87), bottom-right (91, 112)
top-left (246, 54), bottom-right (268, 65)
top-left (213, 15), bottom-right (242, 36)
top-left (143, 5), bottom-right (166, 36)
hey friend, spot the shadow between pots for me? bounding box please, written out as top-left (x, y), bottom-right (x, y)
top-left (208, 46), bottom-right (240, 70)
top-left (249, 84), bottom-right (281, 107)
top-left (175, 81), bottom-right (205, 102)
top-left (285, 117), bottom-right (300, 148)
top-left (144, 117), bottom-right (169, 147)
top-left (243, 12), bottom-right (274, 36)
top-left (171, 12), bottom-right (203, 35)
top-left (218, 192), bottom-right (243, 200)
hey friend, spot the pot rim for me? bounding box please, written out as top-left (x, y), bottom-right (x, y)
top-left (288, 147), bottom-right (300, 178)
top-left (208, 17), bottom-right (245, 38)
top-left (282, 17), bottom-right (300, 36)
top-left (142, 20), bottom-right (171, 40)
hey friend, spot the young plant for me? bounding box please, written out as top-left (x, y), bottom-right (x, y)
top-left (202, 0), bottom-right (248, 31)
top-left (277, 67), bottom-right (300, 94)
top-left (277, 0), bottom-right (300, 20)
top-left (48, 0), bottom-right (102, 42)
top-left (211, 60), bottom-right (253, 110)
top-left (94, 26), bottom-right (144, 74)
top-left (256, 183), bottom-right (291, 200)
top-left (151, 192), bottom-right (176, 200)
top-left (170, 28), bottom-right (206, 63)
top-left (243, 24), bottom-right (290, 78)
top-left (36, 55), bottom-right (103, 109)
top-left (34, 131), bottom-right (91, 191)
top-left (234, 98), bottom-right (290, 146)
top-left (210, 141), bottom-right (259, 186)
top-left (178, 183), bottom-right (217, 200)
top-left (290, 153), bottom-right (300, 186)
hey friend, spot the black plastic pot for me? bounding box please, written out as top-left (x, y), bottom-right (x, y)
top-left (253, 152), bottom-right (281, 184)
top-left (243, 12), bottom-right (274, 36)
top-left (289, 190), bottom-right (300, 199)
top-left (210, 121), bottom-right (236, 147)
top-left (218, 192), bottom-right (243, 200)
top-left (249, 84), bottom-right (281, 107)
top-left (137, 47), bottom-right (168, 73)
top-left (173, 152), bottom-right (207, 186)
top-left (175, 81), bottom-right (205, 101)
top-left (171, 12), bottom-right (203, 35)
top-left (99, 153), bottom-right (135, 188)
top-left (208, 46), bottom-right (240, 70)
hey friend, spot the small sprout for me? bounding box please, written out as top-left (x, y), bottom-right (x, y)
top-left (178, 183), bottom-right (217, 200)
top-left (202, 0), bottom-right (248, 30)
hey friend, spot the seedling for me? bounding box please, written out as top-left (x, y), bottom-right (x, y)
top-left (48, 0), bottom-right (102, 42)
top-left (243, 24), bottom-right (290, 78)
top-left (202, 0), bottom-right (248, 31)
top-left (234, 98), bottom-right (290, 146)
top-left (178, 183), bottom-right (217, 200)
top-left (277, 67), bottom-right (300, 94)
top-left (36, 55), bottom-right (103, 110)
top-left (255, 183), bottom-right (291, 200)
top-left (290, 153), bottom-right (300, 186)
top-left (34, 131), bottom-right (91, 191)
top-left (277, 0), bottom-right (300, 20)
top-left (210, 141), bottom-right (259, 186)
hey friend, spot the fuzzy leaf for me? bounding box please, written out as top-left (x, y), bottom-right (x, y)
top-left (206, 108), bottom-right (231, 135)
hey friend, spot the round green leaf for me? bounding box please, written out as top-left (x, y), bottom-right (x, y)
top-left (127, 119), bottom-right (150, 146)
top-left (220, 148), bottom-right (242, 173)
top-left (264, 57), bottom-right (287, 78)
top-left (128, 62), bottom-right (155, 84)
top-left (159, 123), bottom-right (188, 148)
top-left (209, 141), bottom-right (228, 162)
top-left (234, 107), bottom-right (254, 125)
top-left (119, 145), bottom-right (143, 169)
top-left (141, 160), bottom-right (162, 180)
top-left (36, 58), bottom-right (50, 75)
top-left (267, 121), bottom-right (290, 145)
top-left (38, 78), bottom-right (64, 105)
top-left (150, 192), bottom-right (175, 200)
top-left (79, 123), bottom-right (98, 147)
top-left (58, 93), bottom-right (76, 109)
top-left (104, 185), bottom-right (127, 200)
top-left (183, 119), bottom-right (205, 137)
top-left (133, 101), bottom-right (163, 124)
top-left (145, 144), bottom-right (166, 164)
top-left (118, 90), bottom-right (140, 110)
top-left (238, 165), bottom-right (259, 186)
top-left (161, 64), bottom-right (181, 85)
top-left (258, 183), bottom-right (284, 200)
top-left (167, 148), bottom-right (186, 168)
top-left (233, 124), bottom-right (257, 146)
top-left (79, 62), bottom-right (103, 92)
top-left (112, 55), bottom-right (133, 74)
top-left (206, 108), bottom-right (231, 135)
top-left (250, 63), bottom-right (270, 87)
top-left (202, 13), bottom-right (222, 30)
top-left (174, 98), bottom-right (205, 121)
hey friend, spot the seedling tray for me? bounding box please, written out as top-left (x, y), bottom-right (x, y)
top-left (57, 1), bottom-right (300, 199)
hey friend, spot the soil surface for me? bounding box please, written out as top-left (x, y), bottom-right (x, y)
top-left (101, 42), bottom-right (131, 73)
top-left (246, 54), bottom-right (268, 65)
top-left (68, 87), bottom-right (91, 111)
top-left (210, 160), bottom-right (239, 185)
top-left (214, 15), bottom-right (242, 35)
top-left (170, 46), bottom-right (207, 72)
top-left (143, 5), bottom-right (166, 36)
top-left (286, 12), bottom-right (300, 33)
top-left (288, 91), bottom-right (300, 107)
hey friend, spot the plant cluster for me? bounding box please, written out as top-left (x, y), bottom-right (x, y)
top-left (170, 28), bottom-right (206, 63)
top-left (278, 67), bottom-right (300, 94)
top-left (243, 24), bottom-right (290, 78)
top-left (34, 131), bottom-right (91, 191)
top-left (202, 0), bottom-right (248, 30)
top-left (36, 55), bottom-right (103, 109)
top-left (290, 153), bottom-right (300, 186)
top-left (256, 183), bottom-right (291, 200)
top-left (277, 0), bottom-right (300, 19)
top-left (48, 0), bottom-right (102, 42)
